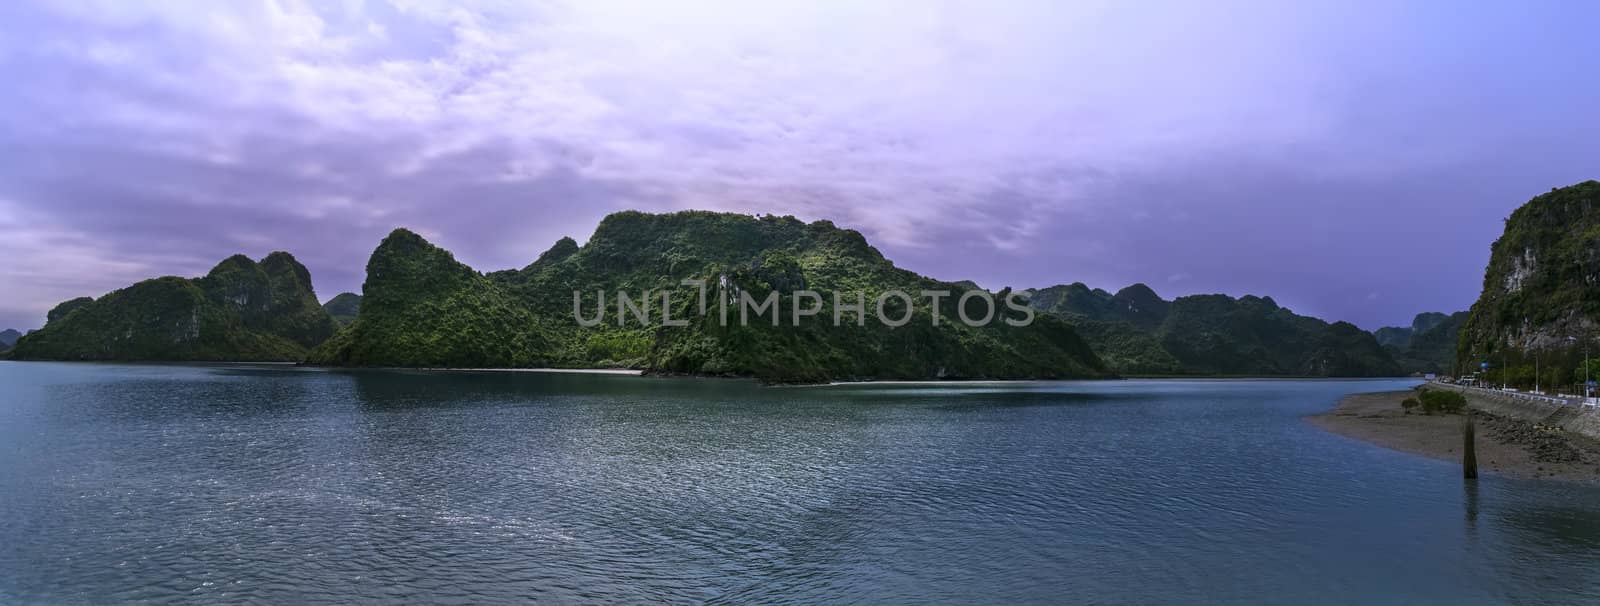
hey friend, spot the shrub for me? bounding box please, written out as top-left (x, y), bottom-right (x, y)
top-left (1401, 397), bottom-right (1420, 413)
top-left (1420, 390), bottom-right (1467, 415)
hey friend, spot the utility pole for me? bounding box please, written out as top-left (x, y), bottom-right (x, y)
top-left (1567, 335), bottom-right (1585, 398)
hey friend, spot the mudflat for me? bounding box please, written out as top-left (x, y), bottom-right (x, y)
top-left (1309, 390), bottom-right (1600, 483)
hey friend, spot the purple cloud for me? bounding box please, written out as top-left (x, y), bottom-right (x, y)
top-left (1, 0), bottom-right (1597, 331)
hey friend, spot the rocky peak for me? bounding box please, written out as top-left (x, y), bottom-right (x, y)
top-left (365, 229), bottom-right (479, 301)
top-left (46, 297), bottom-right (95, 326)
top-left (531, 236), bottom-right (580, 269)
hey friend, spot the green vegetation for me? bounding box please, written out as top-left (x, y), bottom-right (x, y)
top-left (310, 212), bottom-right (1111, 382)
top-left (1027, 284), bottom-right (1401, 376)
top-left (8, 253), bottom-right (337, 362)
top-left (1571, 359), bottom-right (1600, 384)
top-left (307, 230), bottom-right (551, 368)
top-left (1459, 181), bottom-right (1600, 388)
top-left (1412, 388), bottom-right (1467, 415)
top-left (323, 292), bottom-right (362, 328)
top-left (1375, 311), bottom-right (1467, 375)
top-left (46, 297), bottom-right (94, 326)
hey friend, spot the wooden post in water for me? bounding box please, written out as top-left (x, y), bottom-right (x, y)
top-left (1463, 414), bottom-right (1478, 480)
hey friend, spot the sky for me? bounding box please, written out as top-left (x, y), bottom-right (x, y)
top-left (1, 0), bottom-right (1597, 332)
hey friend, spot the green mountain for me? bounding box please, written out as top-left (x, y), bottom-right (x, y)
top-left (1459, 180), bottom-right (1600, 386)
top-left (309, 211), bottom-right (1110, 383)
top-left (1372, 325), bottom-right (1413, 349)
top-left (0, 328), bottom-right (20, 349)
top-left (9, 252), bottom-right (337, 361)
top-left (1027, 283), bottom-right (1400, 376)
top-left (1374, 311), bottom-right (1466, 375)
top-left (307, 229), bottom-right (551, 368)
top-left (323, 292), bottom-right (362, 328)
top-left (1024, 283), bottom-right (1180, 373)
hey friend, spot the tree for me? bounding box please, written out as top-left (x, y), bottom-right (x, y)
top-left (1573, 359), bottom-right (1600, 386)
top-left (1401, 397), bottom-right (1421, 414)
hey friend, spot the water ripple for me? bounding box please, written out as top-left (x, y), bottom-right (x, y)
top-left (2, 366), bottom-right (1599, 603)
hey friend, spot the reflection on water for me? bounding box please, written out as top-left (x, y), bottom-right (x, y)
top-left (1504, 506), bottom-right (1600, 549)
top-left (2, 363), bottom-right (1599, 603)
top-left (1465, 479), bottom-right (1480, 535)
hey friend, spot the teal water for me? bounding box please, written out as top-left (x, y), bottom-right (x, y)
top-left (2, 362), bottom-right (1599, 604)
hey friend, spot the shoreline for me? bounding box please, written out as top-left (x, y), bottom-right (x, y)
top-left (1308, 390), bottom-right (1600, 484)
top-left (5, 360), bottom-right (1412, 383)
top-left (0, 360), bottom-right (647, 376)
top-left (0, 359), bottom-right (1417, 384)
top-left (406, 367), bottom-right (644, 375)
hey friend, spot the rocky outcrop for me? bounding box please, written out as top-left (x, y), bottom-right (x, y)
top-left (9, 253), bottom-right (336, 361)
top-left (1459, 181), bottom-right (1600, 384)
top-left (312, 212), bottom-right (1110, 383)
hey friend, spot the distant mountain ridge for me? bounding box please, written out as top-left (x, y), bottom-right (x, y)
top-left (1027, 282), bottom-right (1401, 376)
top-left (9, 252), bottom-right (337, 361)
top-left (323, 292), bottom-right (361, 328)
top-left (309, 211), bottom-right (1111, 383)
top-left (1374, 311), bottom-right (1466, 375)
top-left (6, 204), bottom-right (1493, 381)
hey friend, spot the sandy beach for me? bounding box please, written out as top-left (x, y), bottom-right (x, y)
top-left (1309, 390), bottom-right (1600, 484)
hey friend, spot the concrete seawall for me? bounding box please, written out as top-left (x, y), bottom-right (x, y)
top-left (1428, 383), bottom-right (1600, 441)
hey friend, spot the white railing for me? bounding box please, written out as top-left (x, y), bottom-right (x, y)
top-left (1430, 380), bottom-right (1578, 407)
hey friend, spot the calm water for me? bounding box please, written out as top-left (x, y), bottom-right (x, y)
top-left (2, 363), bottom-right (1599, 604)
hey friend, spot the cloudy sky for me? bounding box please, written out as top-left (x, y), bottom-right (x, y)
top-left (1, 0), bottom-right (1596, 331)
